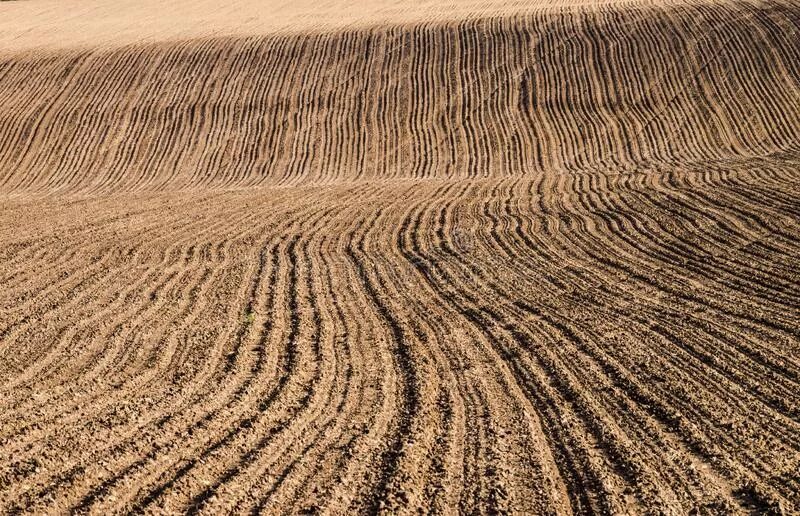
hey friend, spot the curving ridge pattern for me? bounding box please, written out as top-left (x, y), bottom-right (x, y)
top-left (2, 0), bottom-right (800, 193)
top-left (1, 0), bottom-right (799, 513)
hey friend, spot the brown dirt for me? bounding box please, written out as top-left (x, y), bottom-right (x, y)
top-left (1, 0), bottom-right (799, 513)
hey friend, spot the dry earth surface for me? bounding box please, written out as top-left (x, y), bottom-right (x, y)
top-left (1, 0), bottom-right (799, 513)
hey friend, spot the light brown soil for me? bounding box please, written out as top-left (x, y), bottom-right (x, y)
top-left (1, 0), bottom-right (799, 513)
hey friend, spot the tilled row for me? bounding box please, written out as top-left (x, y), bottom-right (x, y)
top-left (1, 0), bottom-right (800, 513)
top-left (1, 164), bottom-right (798, 513)
top-left (1, 0), bottom-right (799, 194)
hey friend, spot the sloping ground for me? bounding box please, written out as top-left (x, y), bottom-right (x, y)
top-left (1, 0), bottom-right (799, 514)
top-left (2, 0), bottom-right (800, 193)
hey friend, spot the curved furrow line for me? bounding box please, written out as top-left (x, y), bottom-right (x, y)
top-left (412, 179), bottom-right (792, 510)
top-left (578, 172), bottom-right (800, 340)
top-left (226, 241), bottom-right (349, 513)
top-left (342, 205), bottom-right (426, 513)
top-left (0, 206), bottom-right (210, 353)
top-left (60, 251), bottom-right (266, 514)
top-left (0, 267), bottom-right (214, 511)
top-left (62, 204), bottom-right (334, 512)
top-left (524, 173), bottom-right (800, 420)
top-left (588, 181), bottom-right (800, 324)
top-left (361, 185), bottom-right (507, 512)
top-left (192, 190), bottom-right (415, 512)
top-left (77, 198), bottom-right (339, 510)
top-left (220, 236), bottom-right (367, 513)
top-left (1, 0), bottom-right (799, 512)
top-left (167, 206), bottom-right (360, 511)
top-left (0, 197), bottom-right (269, 414)
top-left (267, 212), bottom-right (400, 514)
top-left (401, 180), bottom-right (574, 513)
top-left (482, 179), bottom-right (791, 506)
top-left (128, 236), bottom-right (306, 513)
top-left (454, 187), bottom-right (752, 510)
top-left (0, 202), bottom-right (236, 396)
top-left (468, 182), bottom-right (723, 509)
top-left (392, 180), bottom-right (619, 513)
top-left (0, 209), bottom-right (253, 435)
top-left (1, 196), bottom-right (324, 512)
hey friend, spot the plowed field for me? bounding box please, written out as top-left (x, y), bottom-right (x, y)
top-left (1, 0), bottom-right (799, 513)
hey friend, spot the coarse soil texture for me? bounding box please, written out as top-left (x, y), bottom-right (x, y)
top-left (1, 0), bottom-right (799, 514)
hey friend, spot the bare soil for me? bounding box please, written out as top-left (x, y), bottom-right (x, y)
top-left (1, 0), bottom-right (799, 513)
